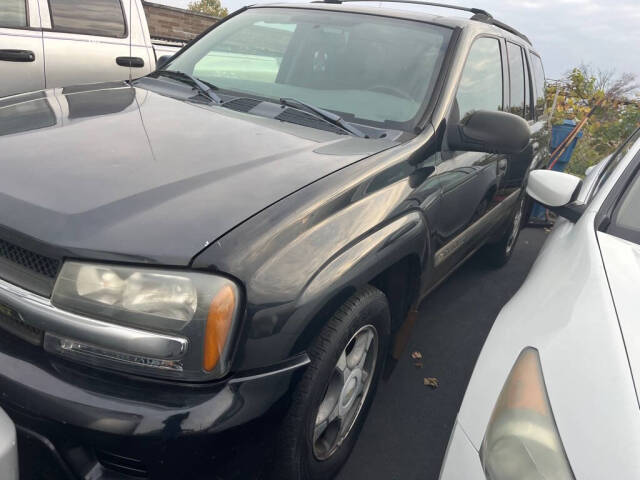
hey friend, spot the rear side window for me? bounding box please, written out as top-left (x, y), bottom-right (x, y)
top-left (530, 53), bottom-right (546, 119)
top-left (507, 42), bottom-right (529, 119)
top-left (49, 0), bottom-right (126, 38)
top-left (0, 0), bottom-right (27, 28)
top-left (455, 37), bottom-right (503, 120)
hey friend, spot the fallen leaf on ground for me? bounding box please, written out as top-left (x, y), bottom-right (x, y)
top-left (411, 351), bottom-right (422, 360)
top-left (424, 377), bottom-right (439, 389)
top-left (413, 362), bottom-right (423, 369)
top-left (544, 228), bottom-right (552, 234)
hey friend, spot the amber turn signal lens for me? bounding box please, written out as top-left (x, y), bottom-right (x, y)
top-left (493, 348), bottom-right (547, 416)
top-left (203, 285), bottom-right (235, 371)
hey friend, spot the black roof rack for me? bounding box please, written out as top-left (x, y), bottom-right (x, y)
top-left (320, 0), bottom-right (490, 16)
top-left (470, 12), bottom-right (531, 45)
top-left (317, 0), bottom-right (531, 45)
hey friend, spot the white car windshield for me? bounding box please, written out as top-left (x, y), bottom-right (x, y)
top-left (165, 8), bottom-right (452, 129)
top-left (610, 163), bottom-right (640, 244)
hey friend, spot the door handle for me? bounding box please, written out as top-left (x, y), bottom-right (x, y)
top-left (116, 56), bottom-right (145, 68)
top-left (0, 50), bottom-right (36, 62)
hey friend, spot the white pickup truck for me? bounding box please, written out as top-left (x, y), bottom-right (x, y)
top-left (0, 0), bottom-right (183, 98)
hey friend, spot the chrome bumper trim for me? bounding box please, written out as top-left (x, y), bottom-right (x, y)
top-left (229, 353), bottom-right (311, 383)
top-left (0, 276), bottom-right (188, 360)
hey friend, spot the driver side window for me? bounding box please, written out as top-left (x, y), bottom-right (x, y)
top-left (454, 37), bottom-right (504, 121)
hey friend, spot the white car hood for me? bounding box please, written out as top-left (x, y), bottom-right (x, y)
top-left (598, 231), bottom-right (640, 404)
top-left (452, 135), bottom-right (640, 479)
top-left (457, 216), bottom-right (640, 479)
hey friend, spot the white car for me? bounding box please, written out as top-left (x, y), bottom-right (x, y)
top-left (0, 408), bottom-right (17, 480)
top-left (439, 127), bottom-right (640, 480)
top-left (1, 0), bottom-right (181, 98)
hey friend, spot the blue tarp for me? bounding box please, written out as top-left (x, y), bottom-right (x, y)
top-left (550, 119), bottom-right (583, 168)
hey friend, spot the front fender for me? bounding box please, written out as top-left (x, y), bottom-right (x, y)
top-left (222, 180), bottom-right (426, 372)
top-left (192, 131), bottom-right (438, 373)
top-left (288, 211), bottom-right (427, 354)
top-left (298, 211), bottom-right (426, 306)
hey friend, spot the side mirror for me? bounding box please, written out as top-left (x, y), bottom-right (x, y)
top-left (156, 55), bottom-right (172, 70)
top-left (526, 170), bottom-right (585, 222)
top-left (448, 110), bottom-right (531, 155)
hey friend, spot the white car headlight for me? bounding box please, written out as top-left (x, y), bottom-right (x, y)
top-left (48, 261), bottom-right (241, 381)
top-left (481, 348), bottom-right (575, 480)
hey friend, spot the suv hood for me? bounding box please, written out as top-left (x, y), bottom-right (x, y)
top-left (0, 84), bottom-right (395, 265)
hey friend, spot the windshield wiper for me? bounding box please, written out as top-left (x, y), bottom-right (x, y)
top-left (155, 70), bottom-right (222, 104)
top-left (280, 97), bottom-right (368, 138)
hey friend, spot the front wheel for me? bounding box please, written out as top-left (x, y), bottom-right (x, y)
top-left (271, 286), bottom-right (390, 480)
top-left (481, 194), bottom-right (526, 268)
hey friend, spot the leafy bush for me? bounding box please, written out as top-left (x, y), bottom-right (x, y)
top-left (546, 66), bottom-right (639, 176)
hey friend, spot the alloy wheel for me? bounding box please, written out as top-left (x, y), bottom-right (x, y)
top-left (312, 325), bottom-right (379, 460)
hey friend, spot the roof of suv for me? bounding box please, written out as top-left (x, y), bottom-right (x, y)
top-left (251, 2), bottom-right (533, 47)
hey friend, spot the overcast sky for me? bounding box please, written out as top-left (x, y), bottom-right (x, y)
top-left (158, 0), bottom-right (640, 81)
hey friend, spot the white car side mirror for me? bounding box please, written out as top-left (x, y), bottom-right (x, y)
top-left (527, 170), bottom-right (582, 207)
top-left (526, 170), bottom-right (586, 222)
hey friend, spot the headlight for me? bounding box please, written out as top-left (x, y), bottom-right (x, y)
top-left (481, 348), bottom-right (575, 480)
top-left (47, 261), bottom-right (241, 381)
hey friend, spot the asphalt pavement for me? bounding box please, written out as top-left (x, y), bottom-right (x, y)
top-left (337, 227), bottom-right (548, 480)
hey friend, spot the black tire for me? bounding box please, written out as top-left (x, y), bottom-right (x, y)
top-left (481, 194), bottom-right (526, 268)
top-left (271, 286), bottom-right (391, 480)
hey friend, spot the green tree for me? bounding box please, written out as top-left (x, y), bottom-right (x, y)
top-left (545, 65), bottom-right (640, 176)
top-left (187, 0), bottom-right (228, 18)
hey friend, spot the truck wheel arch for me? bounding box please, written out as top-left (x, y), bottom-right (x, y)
top-left (291, 211), bottom-right (427, 354)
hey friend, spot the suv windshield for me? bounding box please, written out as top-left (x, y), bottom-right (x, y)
top-left (165, 8), bottom-right (452, 130)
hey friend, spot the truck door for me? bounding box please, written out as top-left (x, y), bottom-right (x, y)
top-left (39, 0), bottom-right (152, 89)
top-left (0, 0), bottom-right (45, 97)
top-left (434, 36), bottom-right (509, 272)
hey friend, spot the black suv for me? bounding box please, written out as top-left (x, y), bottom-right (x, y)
top-left (0, 2), bottom-right (548, 479)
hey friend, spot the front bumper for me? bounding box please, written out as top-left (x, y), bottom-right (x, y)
top-left (439, 421), bottom-right (485, 480)
top-left (0, 330), bottom-right (308, 479)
